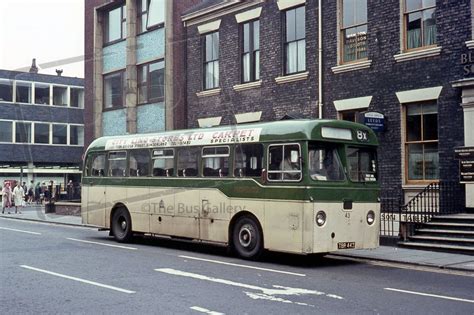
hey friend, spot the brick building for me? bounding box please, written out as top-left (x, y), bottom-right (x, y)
top-left (0, 64), bottom-right (84, 186)
top-left (84, 0), bottom-right (199, 148)
top-left (183, 0), bottom-right (474, 211)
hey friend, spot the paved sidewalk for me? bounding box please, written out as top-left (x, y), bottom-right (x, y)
top-left (1, 205), bottom-right (473, 272)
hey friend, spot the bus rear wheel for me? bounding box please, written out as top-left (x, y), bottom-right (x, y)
top-left (232, 216), bottom-right (263, 259)
top-left (111, 207), bottom-right (132, 243)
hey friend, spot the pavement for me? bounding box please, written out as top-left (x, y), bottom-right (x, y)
top-left (1, 205), bottom-right (473, 273)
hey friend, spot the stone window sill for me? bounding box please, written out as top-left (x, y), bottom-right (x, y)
top-left (331, 60), bottom-right (372, 74)
top-left (233, 80), bottom-right (262, 91)
top-left (196, 88), bottom-right (221, 98)
top-left (394, 46), bottom-right (442, 63)
top-left (275, 72), bottom-right (309, 84)
top-left (466, 40), bottom-right (474, 49)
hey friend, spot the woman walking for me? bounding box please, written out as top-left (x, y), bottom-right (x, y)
top-left (2, 182), bottom-right (12, 214)
top-left (12, 182), bottom-right (25, 214)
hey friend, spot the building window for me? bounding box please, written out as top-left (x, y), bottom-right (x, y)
top-left (104, 71), bottom-right (125, 109)
top-left (340, 110), bottom-right (363, 123)
top-left (341, 0), bottom-right (367, 63)
top-left (70, 87), bottom-right (84, 108)
top-left (284, 6), bottom-right (306, 75)
top-left (138, 0), bottom-right (165, 33)
top-left (16, 82), bottom-right (31, 103)
top-left (203, 31), bottom-right (219, 90)
top-left (138, 60), bottom-right (165, 104)
top-left (52, 86), bottom-right (68, 106)
top-left (241, 20), bottom-right (260, 83)
top-left (34, 123), bottom-right (50, 144)
top-left (0, 79), bottom-right (13, 102)
top-left (52, 124), bottom-right (67, 145)
top-left (69, 125), bottom-right (84, 146)
top-left (15, 122), bottom-right (32, 143)
top-left (0, 121), bottom-right (13, 142)
top-left (405, 102), bottom-right (439, 182)
top-left (35, 83), bottom-right (50, 105)
top-left (404, 0), bottom-right (436, 50)
top-left (105, 4), bottom-right (126, 44)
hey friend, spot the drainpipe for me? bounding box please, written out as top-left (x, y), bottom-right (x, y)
top-left (318, 0), bottom-right (323, 119)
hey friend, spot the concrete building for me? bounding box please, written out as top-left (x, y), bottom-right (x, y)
top-left (84, 0), bottom-right (199, 148)
top-left (0, 63), bottom-right (84, 187)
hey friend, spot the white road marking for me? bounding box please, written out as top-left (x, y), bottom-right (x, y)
top-left (155, 268), bottom-right (343, 301)
top-left (20, 265), bottom-right (136, 294)
top-left (190, 306), bottom-right (225, 315)
top-left (66, 238), bottom-right (138, 250)
top-left (385, 288), bottom-right (474, 304)
top-left (179, 255), bottom-right (306, 277)
top-left (0, 227), bottom-right (41, 235)
top-left (245, 291), bottom-right (314, 307)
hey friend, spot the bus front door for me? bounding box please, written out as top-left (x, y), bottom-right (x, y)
top-left (86, 180), bottom-right (106, 227)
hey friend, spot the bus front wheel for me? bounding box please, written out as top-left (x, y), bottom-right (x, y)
top-left (111, 207), bottom-right (132, 243)
top-left (232, 216), bottom-right (263, 259)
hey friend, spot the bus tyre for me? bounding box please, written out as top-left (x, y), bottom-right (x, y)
top-left (112, 207), bottom-right (132, 243)
top-left (232, 216), bottom-right (263, 259)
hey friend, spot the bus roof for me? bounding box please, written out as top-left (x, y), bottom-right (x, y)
top-left (86, 119), bottom-right (378, 153)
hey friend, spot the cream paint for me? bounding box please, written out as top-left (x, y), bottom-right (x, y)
top-left (155, 268), bottom-right (344, 300)
top-left (313, 202), bottom-right (380, 252)
top-left (83, 185), bottom-right (378, 254)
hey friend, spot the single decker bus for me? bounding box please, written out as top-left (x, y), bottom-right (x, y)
top-left (82, 119), bottom-right (379, 259)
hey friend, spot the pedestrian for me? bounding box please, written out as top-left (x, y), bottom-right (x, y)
top-left (27, 180), bottom-right (34, 204)
top-left (2, 182), bottom-right (12, 214)
top-left (35, 182), bottom-right (42, 204)
top-left (12, 182), bottom-right (25, 214)
top-left (67, 180), bottom-right (74, 200)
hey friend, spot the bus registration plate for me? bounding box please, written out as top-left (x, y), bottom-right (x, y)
top-left (337, 242), bottom-right (355, 249)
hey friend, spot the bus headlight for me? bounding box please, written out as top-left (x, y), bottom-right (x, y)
top-left (367, 210), bottom-right (375, 225)
top-left (316, 211), bottom-right (326, 226)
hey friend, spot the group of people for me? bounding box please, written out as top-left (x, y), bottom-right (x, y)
top-left (1, 182), bottom-right (26, 214)
top-left (1, 180), bottom-right (61, 214)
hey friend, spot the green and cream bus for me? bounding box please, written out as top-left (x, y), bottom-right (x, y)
top-left (82, 119), bottom-right (379, 259)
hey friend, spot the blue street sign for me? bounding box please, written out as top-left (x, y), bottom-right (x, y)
top-left (364, 112), bottom-right (385, 132)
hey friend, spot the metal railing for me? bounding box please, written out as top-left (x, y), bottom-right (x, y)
top-left (380, 181), bottom-right (465, 241)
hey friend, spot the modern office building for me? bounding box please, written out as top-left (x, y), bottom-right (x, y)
top-left (84, 0), bottom-right (199, 148)
top-left (0, 64), bottom-right (84, 186)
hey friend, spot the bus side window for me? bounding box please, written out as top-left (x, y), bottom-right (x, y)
top-left (202, 146), bottom-right (229, 177)
top-left (108, 151), bottom-right (127, 177)
top-left (234, 144), bottom-right (263, 177)
top-left (177, 147), bottom-right (199, 177)
top-left (129, 149), bottom-right (151, 177)
top-left (268, 144), bottom-right (302, 181)
top-left (152, 149), bottom-right (174, 177)
top-left (90, 154), bottom-right (106, 177)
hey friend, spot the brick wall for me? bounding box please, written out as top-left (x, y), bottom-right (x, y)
top-left (185, 0), bottom-right (471, 199)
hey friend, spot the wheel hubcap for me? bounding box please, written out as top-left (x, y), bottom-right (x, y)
top-left (239, 225), bottom-right (253, 248)
top-left (120, 218), bottom-right (127, 231)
